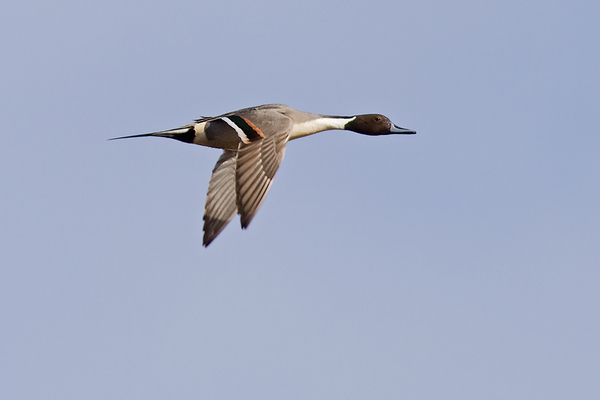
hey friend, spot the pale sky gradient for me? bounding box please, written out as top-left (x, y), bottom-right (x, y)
top-left (1, 1), bottom-right (599, 399)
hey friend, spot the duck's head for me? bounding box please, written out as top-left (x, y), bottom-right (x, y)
top-left (345, 114), bottom-right (416, 136)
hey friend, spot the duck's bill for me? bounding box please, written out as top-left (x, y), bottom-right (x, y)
top-left (391, 125), bottom-right (416, 134)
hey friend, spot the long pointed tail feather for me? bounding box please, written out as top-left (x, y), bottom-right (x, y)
top-left (109, 126), bottom-right (195, 143)
top-left (108, 132), bottom-right (157, 140)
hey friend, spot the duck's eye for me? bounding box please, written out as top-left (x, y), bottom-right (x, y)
top-left (374, 116), bottom-right (381, 122)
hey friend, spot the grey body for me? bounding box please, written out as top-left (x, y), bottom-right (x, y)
top-left (112, 104), bottom-right (415, 246)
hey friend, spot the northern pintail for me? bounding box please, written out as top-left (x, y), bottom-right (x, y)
top-left (112, 104), bottom-right (415, 246)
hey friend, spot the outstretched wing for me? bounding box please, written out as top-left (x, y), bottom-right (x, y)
top-left (203, 150), bottom-right (238, 246)
top-left (236, 131), bottom-right (289, 229)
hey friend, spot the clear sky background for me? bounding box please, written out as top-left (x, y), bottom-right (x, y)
top-left (1, 0), bottom-right (599, 399)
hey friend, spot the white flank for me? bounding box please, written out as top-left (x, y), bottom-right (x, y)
top-left (288, 117), bottom-right (355, 141)
top-left (221, 117), bottom-right (250, 144)
top-left (192, 121), bottom-right (210, 146)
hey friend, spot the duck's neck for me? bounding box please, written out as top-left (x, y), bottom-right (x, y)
top-left (288, 115), bottom-right (355, 141)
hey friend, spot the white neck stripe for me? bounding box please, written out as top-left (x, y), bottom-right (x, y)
top-left (289, 116), bottom-right (355, 141)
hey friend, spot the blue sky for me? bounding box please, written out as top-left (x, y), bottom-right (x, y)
top-left (1, 0), bottom-right (599, 399)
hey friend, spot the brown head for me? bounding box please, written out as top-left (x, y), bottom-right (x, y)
top-left (344, 114), bottom-right (416, 136)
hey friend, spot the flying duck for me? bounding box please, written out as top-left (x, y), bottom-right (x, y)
top-left (112, 104), bottom-right (416, 246)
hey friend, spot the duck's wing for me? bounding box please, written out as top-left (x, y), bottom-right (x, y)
top-left (203, 150), bottom-right (239, 246)
top-left (202, 133), bottom-right (289, 246)
top-left (236, 130), bottom-right (289, 229)
top-left (202, 107), bottom-right (292, 246)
